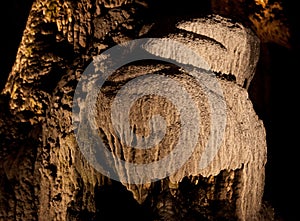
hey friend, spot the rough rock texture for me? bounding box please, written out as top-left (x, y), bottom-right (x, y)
top-left (1, 0), bottom-right (147, 220)
top-left (175, 15), bottom-right (260, 88)
top-left (0, 0), bottom-right (275, 220)
top-left (85, 16), bottom-right (266, 220)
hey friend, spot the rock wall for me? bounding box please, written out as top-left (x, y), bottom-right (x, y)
top-left (0, 0), bottom-right (280, 220)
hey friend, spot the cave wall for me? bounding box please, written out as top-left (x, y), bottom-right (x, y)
top-left (1, 0), bottom-right (298, 220)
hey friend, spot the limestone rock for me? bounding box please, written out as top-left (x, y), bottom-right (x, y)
top-left (81, 15), bottom-right (266, 220)
top-left (0, 0), bottom-right (268, 220)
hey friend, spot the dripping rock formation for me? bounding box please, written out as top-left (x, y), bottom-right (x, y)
top-left (0, 0), bottom-right (277, 220)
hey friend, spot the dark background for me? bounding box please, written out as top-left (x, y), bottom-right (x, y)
top-left (1, 0), bottom-right (299, 220)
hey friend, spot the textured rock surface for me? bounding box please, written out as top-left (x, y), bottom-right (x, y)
top-left (1, 0), bottom-right (146, 220)
top-left (175, 15), bottom-right (260, 88)
top-left (94, 63), bottom-right (267, 219)
top-left (87, 16), bottom-right (266, 220)
top-left (0, 0), bottom-right (273, 220)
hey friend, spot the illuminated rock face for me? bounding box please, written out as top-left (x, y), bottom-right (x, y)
top-left (0, 0), bottom-right (270, 220)
top-left (90, 15), bottom-right (266, 220)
